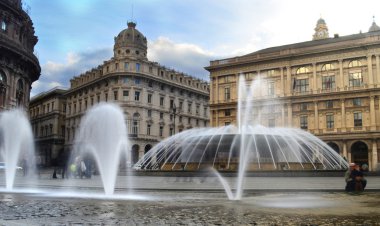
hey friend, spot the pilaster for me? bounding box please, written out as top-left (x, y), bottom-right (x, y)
top-left (368, 55), bottom-right (374, 88)
top-left (370, 95), bottom-right (376, 131)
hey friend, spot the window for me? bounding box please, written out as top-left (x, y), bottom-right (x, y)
top-left (1, 21), bottom-right (6, 31)
top-left (179, 101), bottom-right (183, 111)
top-left (147, 110), bottom-right (152, 117)
top-left (149, 67), bottom-right (153, 73)
top-left (160, 112), bottom-right (164, 119)
top-left (170, 99), bottom-right (174, 109)
top-left (123, 90), bottom-right (129, 101)
top-left (349, 72), bottom-right (362, 87)
top-left (300, 103), bottom-right (308, 111)
top-left (132, 113), bottom-right (140, 135)
top-left (354, 112), bottom-right (362, 127)
top-left (225, 122), bottom-right (231, 126)
top-left (322, 76), bottom-right (335, 90)
top-left (196, 104), bottom-right (200, 114)
top-left (267, 69), bottom-right (275, 76)
top-left (188, 103), bottom-right (192, 113)
top-left (326, 114), bottom-right (334, 129)
top-left (123, 77), bottom-right (129, 84)
top-left (159, 126), bottom-right (163, 136)
top-left (321, 63), bottom-right (334, 71)
top-left (294, 79), bottom-right (309, 93)
top-left (196, 119), bottom-right (199, 126)
top-left (188, 117), bottom-right (191, 124)
top-left (160, 97), bottom-right (164, 106)
top-left (224, 75), bottom-right (230, 83)
top-left (147, 124), bottom-right (151, 135)
top-left (134, 78), bottom-right (140, 84)
top-left (353, 98), bottom-right (361, 106)
top-left (160, 84), bottom-right (165, 91)
top-left (136, 63), bottom-right (141, 72)
top-left (124, 62), bottom-right (129, 70)
top-left (296, 67), bottom-right (309, 74)
top-left (0, 70), bottom-right (6, 83)
top-left (268, 82), bottom-right (275, 95)
top-left (91, 97), bottom-right (94, 106)
top-left (225, 109), bottom-right (231, 116)
top-left (348, 60), bottom-right (362, 68)
top-left (300, 115), bottom-right (308, 129)
top-left (147, 94), bottom-right (152, 104)
top-left (134, 91), bottom-right (140, 101)
top-left (148, 80), bottom-right (153, 87)
top-left (225, 87), bottom-right (230, 100)
top-left (179, 116), bottom-right (182, 122)
top-left (326, 100), bottom-right (333, 108)
top-left (115, 63), bottom-right (119, 70)
top-left (268, 118), bottom-right (275, 127)
top-left (105, 93), bottom-right (108, 102)
top-left (114, 91), bottom-right (118, 100)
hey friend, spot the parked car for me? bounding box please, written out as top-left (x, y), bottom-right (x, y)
top-left (0, 162), bottom-right (23, 171)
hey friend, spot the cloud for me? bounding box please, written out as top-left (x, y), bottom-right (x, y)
top-left (31, 48), bottom-right (112, 97)
top-left (148, 37), bottom-right (217, 81)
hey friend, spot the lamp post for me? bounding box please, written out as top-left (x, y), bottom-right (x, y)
top-left (171, 103), bottom-right (177, 135)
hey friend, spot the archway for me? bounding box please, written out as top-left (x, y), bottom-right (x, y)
top-left (144, 144), bottom-right (152, 154)
top-left (131, 144), bottom-right (140, 164)
top-left (351, 141), bottom-right (368, 166)
top-left (327, 142), bottom-right (340, 154)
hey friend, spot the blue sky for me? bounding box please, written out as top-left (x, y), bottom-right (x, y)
top-left (26, 0), bottom-right (380, 96)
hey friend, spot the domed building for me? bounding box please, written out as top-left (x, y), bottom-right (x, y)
top-left (0, 0), bottom-right (40, 110)
top-left (60, 22), bottom-right (210, 165)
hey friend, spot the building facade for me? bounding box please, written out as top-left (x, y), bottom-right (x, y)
top-left (206, 18), bottom-right (380, 171)
top-left (29, 87), bottom-right (67, 166)
top-left (64, 22), bottom-right (210, 164)
top-left (0, 0), bottom-right (40, 110)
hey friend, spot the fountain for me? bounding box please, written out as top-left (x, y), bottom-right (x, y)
top-left (72, 103), bottom-right (131, 196)
top-left (134, 76), bottom-right (348, 200)
top-left (0, 108), bottom-right (36, 190)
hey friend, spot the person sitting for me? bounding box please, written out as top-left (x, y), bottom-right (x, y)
top-left (345, 163), bottom-right (365, 192)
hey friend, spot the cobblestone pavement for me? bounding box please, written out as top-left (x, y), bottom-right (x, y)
top-left (1, 191), bottom-right (380, 225)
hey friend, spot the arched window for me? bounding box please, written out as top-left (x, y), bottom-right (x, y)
top-left (348, 60), bottom-right (362, 68)
top-left (321, 63), bottom-right (334, 71)
top-left (296, 67), bottom-right (309, 74)
top-left (17, 79), bottom-right (24, 91)
top-left (348, 60), bottom-right (363, 87)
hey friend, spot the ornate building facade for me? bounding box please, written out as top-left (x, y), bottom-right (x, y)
top-left (0, 0), bottom-right (40, 110)
top-left (206, 18), bottom-right (380, 171)
top-left (29, 87), bottom-right (67, 166)
top-left (64, 22), bottom-right (210, 164)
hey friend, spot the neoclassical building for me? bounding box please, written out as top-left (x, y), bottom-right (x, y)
top-left (64, 22), bottom-right (210, 164)
top-left (0, 0), bottom-right (40, 110)
top-left (206, 18), bottom-right (380, 171)
top-left (29, 87), bottom-right (67, 166)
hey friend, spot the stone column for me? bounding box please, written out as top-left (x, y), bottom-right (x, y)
top-left (339, 59), bottom-right (344, 90)
top-left (209, 77), bottom-right (213, 104)
top-left (372, 140), bottom-right (378, 171)
top-left (313, 63), bottom-right (317, 94)
top-left (215, 76), bottom-right (219, 104)
top-left (281, 105), bottom-right (285, 126)
top-left (376, 55), bottom-right (380, 85)
top-left (368, 55), bottom-right (374, 87)
top-left (280, 67), bottom-right (284, 96)
top-left (287, 103), bottom-right (292, 127)
top-left (370, 96), bottom-right (376, 131)
top-left (341, 99), bottom-right (346, 132)
top-left (286, 66), bottom-right (291, 95)
top-left (314, 101), bottom-right (319, 133)
top-left (343, 141), bottom-right (348, 161)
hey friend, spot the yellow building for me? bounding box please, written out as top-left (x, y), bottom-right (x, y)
top-left (206, 18), bottom-right (380, 171)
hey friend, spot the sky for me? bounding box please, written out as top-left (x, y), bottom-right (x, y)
top-left (25, 0), bottom-right (380, 96)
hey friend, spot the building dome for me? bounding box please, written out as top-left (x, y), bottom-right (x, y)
top-left (369, 21), bottom-right (380, 32)
top-left (113, 22), bottom-right (148, 60)
top-left (317, 18), bottom-right (326, 25)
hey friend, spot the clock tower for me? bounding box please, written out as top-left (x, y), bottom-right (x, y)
top-left (313, 17), bottom-right (329, 40)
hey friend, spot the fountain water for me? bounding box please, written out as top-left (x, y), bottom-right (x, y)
top-left (134, 76), bottom-right (348, 200)
top-left (72, 103), bottom-right (131, 196)
top-left (0, 109), bottom-right (36, 190)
